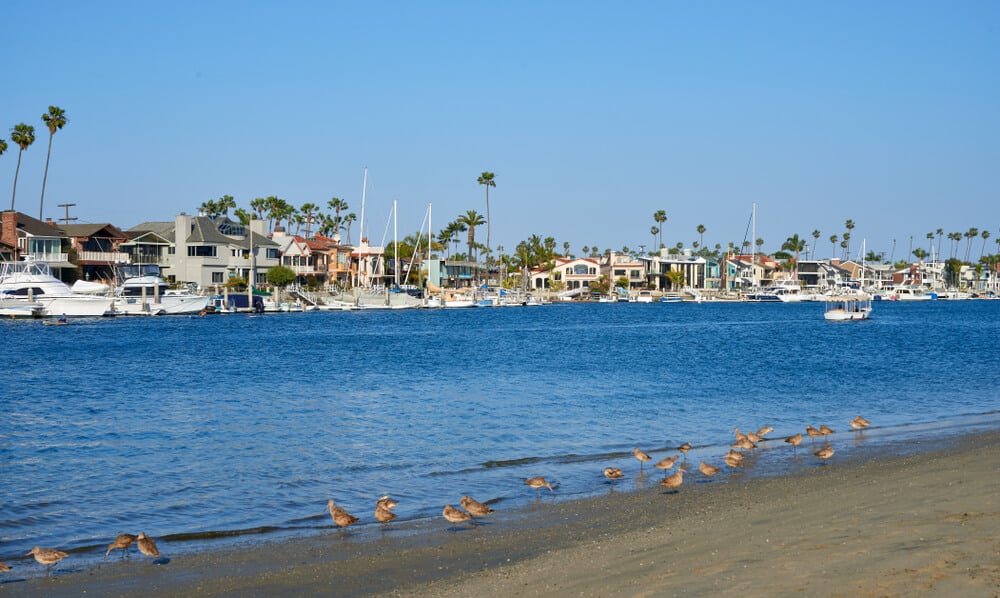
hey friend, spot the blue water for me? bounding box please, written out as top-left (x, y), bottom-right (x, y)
top-left (1, 300), bottom-right (998, 572)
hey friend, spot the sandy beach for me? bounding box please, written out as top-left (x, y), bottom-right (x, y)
top-left (6, 429), bottom-right (999, 597)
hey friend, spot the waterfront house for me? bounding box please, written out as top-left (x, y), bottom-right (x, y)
top-left (603, 252), bottom-right (647, 290)
top-left (58, 223), bottom-right (129, 282)
top-left (531, 257), bottom-right (602, 292)
top-left (0, 211), bottom-right (74, 279)
top-left (644, 250), bottom-right (719, 291)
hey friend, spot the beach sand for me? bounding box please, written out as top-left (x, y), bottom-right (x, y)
top-left (7, 430), bottom-right (999, 597)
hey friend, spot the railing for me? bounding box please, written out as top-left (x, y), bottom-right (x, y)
top-left (79, 251), bottom-right (130, 263)
top-left (27, 252), bottom-right (68, 263)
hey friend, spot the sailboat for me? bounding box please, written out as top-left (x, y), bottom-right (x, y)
top-left (824, 239), bottom-right (872, 321)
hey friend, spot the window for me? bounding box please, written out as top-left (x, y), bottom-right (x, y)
top-left (211, 272), bottom-right (224, 283)
top-left (267, 248), bottom-right (280, 259)
top-left (187, 245), bottom-right (217, 257)
top-left (614, 269), bottom-right (626, 277)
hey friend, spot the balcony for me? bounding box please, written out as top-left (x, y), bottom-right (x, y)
top-left (28, 252), bottom-right (69, 263)
top-left (79, 251), bottom-right (130, 263)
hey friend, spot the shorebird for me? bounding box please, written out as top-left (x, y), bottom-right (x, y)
top-left (785, 433), bottom-right (803, 449)
top-left (699, 462), bottom-right (720, 477)
top-left (327, 499), bottom-right (359, 529)
top-left (805, 425), bottom-right (823, 440)
top-left (678, 442), bottom-right (692, 454)
top-left (524, 476), bottom-right (554, 494)
top-left (734, 427), bottom-right (747, 443)
top-left (27, 546), bottom-right (67, 574)
top-left (746, 431), bottom-right (762, 444)
top-left (819, 424), bottom-right (835, 435)
top-left (460, 495), bottom-right (494, 523)
top-left (814, 446), bottom-right (834, 461)
top-left (376, 495), bottom-right (399, 511)
top-left (732, 437), bottom-right (757, 451)
top-left (850, 416), bottom-right (871, 431)
top-left (660, 466), bottom-right (687, 491)
top-left (0, 562), bottom-right (11, 572)
top-left (603, 467), bottom-right (624, 484)
top-left (442, 504), bottom-right (472, 526)
top-left (724, 451), bottom-right (744, 468)
top-left (633, 447), bottom-right (652, 470)
top-left (105, 533), bottom-right (137, 559)
top-left (136, 532), bottom-right (160, 558)
top-left (756, 425), bottom-right (774, 438)
top-left (654, 455), bottom-right (679, 471)
top-left (374, 504), bottom-right (397, 524)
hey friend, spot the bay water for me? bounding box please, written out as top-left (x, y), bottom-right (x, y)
top-left (2, 300), bottom-right (998, 572)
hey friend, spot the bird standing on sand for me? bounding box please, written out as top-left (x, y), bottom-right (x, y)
top-left (327, 499), bottom-right (359, 529)
top-left (814, 446), bottom-right (834, 461)
top-left (460, 495), bottom-right (494, 524)
top-left (27, 546), bottom-right (67, 574)
top-left (374, 502), bottom-right (397, 524)
top-left (819, 424), bottom-right (835, 435)
top-left (655, 455), bottom-right (679, 472)
top-left (678, 442), bottom-right (692, 456)
top-left (603, 467), bottom-right (624, 483)
top-left (805, 425), bottom-right (823, 440)
top-left (633, 447), bottom-right (651, 470)
top-left (699, 462), bottom-right (720, 477)
top-left (105, 533), bottom-right (137, 559)
top-left (724, 451), bottom-right (744, 468)
top-left (442, 504), bottom-right (472, 526)
top-left (376, 495), bottom-right (399, 511)
top-left (756, 425), bottom-right (774, 438)
top-left (850, 416), bottom-right (871, 431)
top-left (136, 532), bottom-right (160, 558)
top-left (661, 466), bottom-right (687, 491)
top-left (524, 476), bottom-right (554, 494)
top-left (785, 433), bottom-right (803, 449)
top-left (0, 562), bottom-right (11, 572)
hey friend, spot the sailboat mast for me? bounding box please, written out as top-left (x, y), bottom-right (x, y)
top-left (358, 167), bottom-right (368, 288)
top-left (393, 199), bottom-right (399, 288)
top-left (751, 202), bottom-right (757, 287)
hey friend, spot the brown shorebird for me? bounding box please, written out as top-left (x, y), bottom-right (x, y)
top-left (699, 462), bottom-right (720, 477)
top-left (136, 532), bottom-right (160, 558)
top-left (654, 455), bottom-right (679, 472)
top-left (376, 495), bottom-right (399, 511)
top-left (746, 431), bottom-right (762, 444)
top-left (442, 504), bottom-right (472, 526)
top-left (460, 495), bottom-right (494, 523)
top-left (27, 546), bottom-right (68, 574)
top-left (374, 502), bottom-right (397, 524)
top-left (819, 424), bottom-right (835, 435)
top-left (633, 447), bottom-right (652, 470)
top-left (734, 427), bottom-right (747, 443)
top-left (105, 533), bottom-right (137, 559)
top-left (327, 499), bottom-right (359, 529)
top-left (0, 561), bottom-right (11, 572)
top-left (732, 437), bottom-right (757, 451)
top-left (524, 476), bottom-right (554, 494)
top-left (785, 433), bottom-right (803, 449)
top-left (724, 451), bottom-right (744, 468)
top-left (603, 467), bottom-right (624, 483)
top-left (805, 425), bottom-right (823, 440)
top-left (850, 416), bottom-right (871, 431)
top-left (678, 442), bottom-right (692, 455)
top-left (660, 466), bottom-right (687, 491)
top-left (814, 446), bottom-right (834, 461)
top-left (756, 425), bottom-right (774, 438)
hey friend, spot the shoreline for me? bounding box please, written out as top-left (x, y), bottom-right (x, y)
top-left (6, 426), bottom-right (999, 596)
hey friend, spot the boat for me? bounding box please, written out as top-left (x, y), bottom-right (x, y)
top-left (0, 291), bottom-right (44, 318)
top-left (0, 257), bottom-right (114, 317)
top-left (881, 284), bottom-right (933, 302)
top-left (635, 289), bottom-right (654, 303)
top-left (112, 264), bottom-right (210, 315)
top-left (824, 294), bottom-right (872, 321)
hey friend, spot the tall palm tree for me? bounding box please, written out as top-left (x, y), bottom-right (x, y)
top-left (250, 197), bottom-right (267, 222)
top-left (457, 210), bottom-right (486, 277)
top-left (926, 232), bottom-right (935, 260)
top-left (936, 228), bottom-right (944, 262)
top-left (829, 234), bottom-right (838, 259)
top-left (650, 226), bottom-right (659, 252)
top-left (477, 172), bottom-right (496, 267)
top-left (981, 230), bottom-right (991, 261)
top-left (964, 228), bottom-right (979, 263)
top-left (300, 202), bottom-right (319, 237)
top-left (844, 219), bottom-right (855, 257)
top-left (342, 213), bottom-right (357, 244)
top-left (9, 123), bottom-right (36, 211)
top-left (697, 224), bottom-right (706, 249)
top-left (811, 229), bottom-right (821, 259)
top-left (653, 210), bottom-right (667, 249)
top-left (563, 241), bottom-right (570, 257)
top-left (0, 138), bottom-right (7, 163)
top-left (39, 106), bottom-right (68, 220)
top-left (781, 234), bottom-right (806, 279)
top-left (327, 197), bottom-right (348, 237)
top-left (841, 232), bottom-right (851, 260)
top-left (218, 194), bottom-right (236, 216)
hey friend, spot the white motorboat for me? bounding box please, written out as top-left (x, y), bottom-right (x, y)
top-left (883, 284), bottom-right (933, 301)
top-left (0, 258), bottom-right (114, 317)
top-left (113, 264), bottom-right (209, 315)
top-left (0, 292), bottom-right (44, 318)
top-left (824, 294), bottom-right (872, 321)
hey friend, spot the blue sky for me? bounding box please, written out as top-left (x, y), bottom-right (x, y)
top-left (3, 1), bottom-right (998, 261)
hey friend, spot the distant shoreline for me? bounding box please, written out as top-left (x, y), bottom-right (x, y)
top-left (9, 422), bottom-right (1000, 597)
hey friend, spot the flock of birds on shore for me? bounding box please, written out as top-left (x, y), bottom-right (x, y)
top-left (1, 416), bottom-right (870, 577)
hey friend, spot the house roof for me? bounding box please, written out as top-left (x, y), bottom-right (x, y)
top-left (12, 212), bottom-right (63, 237)
top-left (129, 221), bottom-right (176, 242)
top-left (59, 223), bottom-right (128, 240)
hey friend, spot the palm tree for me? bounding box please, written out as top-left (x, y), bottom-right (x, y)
top-left (218, 194), bottom-right (236, 217)
top-left (926, 232), bottom-right (935, 261)
top-left (0, 138), bottom-right (6, 165)
top-left (697, 224), bottom-right (706, 248)
top-left (844, 219), bottom-right (855, 257)
top-left (829, 234), bottom-right (838, 259)
top-left (250, 197), bottom-right (267, 222)
top-left (811, 229), bottom-right (821, 259)
top-left (457, 210), bottom-right (486, 280)
top-left (964, 228), bottom-right (979, 263)
top-left (477, 171), bottom-right (496, 268)
top-left (841, 232), bottom-right (851, 260)
top-left (9, 123), bottom-right (36, 211)
top-left (234, 208), bottom-right (252, 225)
top-left (653, 210), bottom-right (667, 249)
top-left (328, 197), bottom-right (348, 238)
top-left (650, 226), bottom-right (659, 253)
top-left (300, 202), bottom-right (319, 237)
top-left (936, 228), bottom-right (944, 262)
top-left (342, 213), bottom-right (357, 244)
top-left (781, 234), bottom-right (806, 279)
top-left (39, 106), bottom-right (68, 220)
top-left (981, 230), bottom-right (991, 261)
top-left (563, 241), bottom-right (570, 257)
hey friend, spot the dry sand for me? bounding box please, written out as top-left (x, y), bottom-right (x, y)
top-left (5, 430), bottom-right (999, 597)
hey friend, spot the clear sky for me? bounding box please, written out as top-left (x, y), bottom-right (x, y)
top-left (3, 1), bottom-right (998, 262)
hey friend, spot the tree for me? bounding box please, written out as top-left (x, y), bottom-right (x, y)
top-left (981, 230), bottom-right (991, 261)
top-left (300, 202), bottom-right (319, 237)
top-left (781, 234), bottom-right (806, 279)
top-left (844, 219), bottom-right (855, 257)
top-left (964, 228), bottom-right (979, 263)
top-left (936, 228), bottom-right (944, 262)
top-left (327, 197), bottom-right (348, 238)
top-left (267, 265), bottom-right (297, 287)
top-left (913, 247), bottom-right (928, 261)
top-left (457, 210), bottom-right (486, 270)
top-left (650, 226), bottom-right (659, 253)
top-left (563, 241), bottom-right (570, 257)
top-left (250, 197), bottom-right (268, 222)
top-left (343, 213), bottom-right (357, 244)
top-left (811, 229), bottom-right (821, 259)
top-left (829, 234), bottom-right (838, 259)
top-left (39, 106), bottom-right (68, 220)
top-left (665, 270), bottom-right (685, 290)
top-left (9, 123), bottom-right (35, 211)
top-left (234, 208), bottom-right (252, 225)
top-left (217, 194), bottom-right (236, 216)
top-left (653, 210), bottom-right (667, 249)
top-left (697, 224), bottom-right (706, 248)
top-left (477, 171), bottom-right (496, 266)
top-left (841, 232), bottom-right (851, 260)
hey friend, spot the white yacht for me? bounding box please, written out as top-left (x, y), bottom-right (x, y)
top-left (0, 258), bottom-right (114, 317)
top-left (112, 264), bottom-right (209, 315)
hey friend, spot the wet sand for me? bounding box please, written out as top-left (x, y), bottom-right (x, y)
top-left (6, 430), bottom-right (1000, 597)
